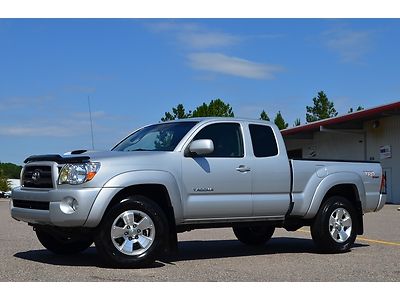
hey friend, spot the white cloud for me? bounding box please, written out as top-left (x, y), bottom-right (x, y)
top-left (178, 31), bottom-right (240, 49)
top-left (188, 52), bottom-right (283, 79)
top-left (0, 110), bottom-right (109, 137)
top-left (0, 95), bottom-right (54, 111)
top-left (323, 27), bottom-right (373, 62)
top-left (147, 21), bottom-right (284, 80)
top-left (0, 125), bottom-right (77, 137)
top-left (146, 21), bottom-right (200, 33)
top-left (71, 110), bottom-right (107, 119)
top-left (146, 20), bottom-right (240, 49)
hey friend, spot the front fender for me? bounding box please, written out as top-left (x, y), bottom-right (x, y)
top-left (304, 172), bottom-right (366, 219)
top-left (84, 170), bottom-right (182, 227)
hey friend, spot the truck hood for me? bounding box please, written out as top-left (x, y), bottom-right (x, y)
top-left (73, 150), bottom-right (173, 162)
top-left (24, 150), bottom-right (174, 164)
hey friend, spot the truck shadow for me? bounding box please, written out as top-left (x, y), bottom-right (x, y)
top-left (13, 237), bottom-right (368, 268)
top-left (162, 237), bottom-right (368, 263)
top-left (14, 246), bottom-right (103, 268)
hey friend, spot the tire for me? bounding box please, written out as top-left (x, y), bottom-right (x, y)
top-left (94, 195), bottom-right (168, 268)
top-left (233, 225), bottom-right (275, 245)
top-left (311, 196), bottom-right (358, 253)
top-left (35, 228), bottom-right (93, 255)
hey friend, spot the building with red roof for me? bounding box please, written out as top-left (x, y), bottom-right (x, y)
top-left (282, 101), bottom-right (400, 204)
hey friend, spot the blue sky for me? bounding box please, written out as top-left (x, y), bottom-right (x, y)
top-left (1, 18), bottom-right (400, 164)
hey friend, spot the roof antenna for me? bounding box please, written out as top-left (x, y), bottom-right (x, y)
top-left (88, 95), bottom-right (95, 150)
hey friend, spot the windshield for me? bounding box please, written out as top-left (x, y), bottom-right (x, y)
top-left (112, 121), bottom-right (198, 152)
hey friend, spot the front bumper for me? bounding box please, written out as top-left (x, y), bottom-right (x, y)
top-left (11, 187), bottom-right (101, 227)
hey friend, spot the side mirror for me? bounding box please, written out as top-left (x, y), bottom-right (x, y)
top-left (189, 139), bottom-right (214, 156)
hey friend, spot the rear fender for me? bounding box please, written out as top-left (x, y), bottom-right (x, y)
top-left (304, 172), bottom-right (366, 219)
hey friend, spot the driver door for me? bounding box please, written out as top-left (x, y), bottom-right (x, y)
top-left (181, 122), bottom-right (252, 220)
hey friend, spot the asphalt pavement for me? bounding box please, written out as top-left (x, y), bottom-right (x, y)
top-left (0, 198), bottom-right (399, 281)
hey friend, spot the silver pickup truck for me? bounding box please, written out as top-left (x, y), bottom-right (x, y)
top-left (10, 118), bottom-right (386, 268)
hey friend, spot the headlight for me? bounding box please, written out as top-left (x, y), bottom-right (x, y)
top-left (58, 162), bottom-right (101, 185)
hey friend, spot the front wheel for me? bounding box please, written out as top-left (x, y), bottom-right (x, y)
top-left (94, 195), bottom-right (168, 268)
top-left (233, 225), bottom-right (275, 246)
top-left (311, 196), bottom-right (358, 253)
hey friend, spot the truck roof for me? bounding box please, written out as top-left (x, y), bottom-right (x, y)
top-left (163, 117), bottom-right (274, 125)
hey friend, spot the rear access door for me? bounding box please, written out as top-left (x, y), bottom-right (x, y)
top-left (247, 123), bottom-right (291, 218)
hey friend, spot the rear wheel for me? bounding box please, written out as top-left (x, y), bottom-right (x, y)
top-left (233, 225), bottom-right (275, 245)
top-left (94, 195), bottom-right (168, 268)
top-left (311, 196), bottom-right (358, 253)
top-left (35, 228), bottom-right (93, 255)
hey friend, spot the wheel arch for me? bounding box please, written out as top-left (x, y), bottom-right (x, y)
top-left (305, 173), bottom-right (365, 234)
top-left (84, 170), bottom-right (183, 229)
top-left (103, 184), bottom-right (175, 229)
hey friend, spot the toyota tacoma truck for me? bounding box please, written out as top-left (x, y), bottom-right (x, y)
top-left (10, 118), bottom-right (386, 268)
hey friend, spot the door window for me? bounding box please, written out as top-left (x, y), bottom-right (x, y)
top-left (249, 124), bottom-right (278, 157)
top-left (192, 123), bottom-right (244, 157)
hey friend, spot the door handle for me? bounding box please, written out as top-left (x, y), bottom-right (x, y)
top-left (236, 165), bottom-right (251, 173)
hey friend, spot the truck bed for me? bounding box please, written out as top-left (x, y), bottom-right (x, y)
top-left (289, 158), bottom-right (384, 218)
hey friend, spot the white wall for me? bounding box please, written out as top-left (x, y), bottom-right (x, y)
top-left (285, 131), bottom-right (365, 160)
top-left (365, 116), bottom-right (400, 203)
top-left (284, 115), bottom-right (400, 203)
top-left (8, 179), bottom-right (20, 189)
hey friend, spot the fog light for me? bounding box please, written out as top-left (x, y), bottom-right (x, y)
top-left (60, 197), bottom-right (79, 214)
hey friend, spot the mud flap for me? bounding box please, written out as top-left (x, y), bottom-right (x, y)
top-left (355, 201), bottom-right (364, 235)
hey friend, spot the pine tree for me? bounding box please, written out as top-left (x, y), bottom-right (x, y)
top-left (161, 104), bottom-right (191, 121)
top-left (274, 111), bottom-right (288, 130)
top-left (348, 106), bottom-right (364, 113)
top-left (260, 110), bottom-right (270, 121)
top-left (161, 99), bottom-right (234, 121)
top-left (191, 99), bottom-right (234, 117)
top-left (0, 168), bottom-right (11, 192)
top-left (306, 91), bottom-right (338, 123)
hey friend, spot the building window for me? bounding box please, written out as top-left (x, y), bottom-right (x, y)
top-left (287, 149), bottom-right (303, 159)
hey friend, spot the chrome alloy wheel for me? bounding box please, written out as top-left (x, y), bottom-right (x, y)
top-left (111, 210), bottom-right (155, 256)
top-left (329, 208), bottom-right (352, 243)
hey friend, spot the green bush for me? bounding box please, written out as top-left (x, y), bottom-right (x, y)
top-left (0, 163), bottom-right (22, 179)
top-left (0, 176), bottom-right (10, 192)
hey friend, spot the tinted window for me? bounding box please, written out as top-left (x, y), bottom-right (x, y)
top-left (193, 123), bottom-right (244, 157)
top-left (113, 122), bottom-right (197, 152)
top-left (249, 124), bottom-right (278, 157)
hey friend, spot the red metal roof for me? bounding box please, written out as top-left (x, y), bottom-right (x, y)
top-left (282, 101), bottom-right (400, 136)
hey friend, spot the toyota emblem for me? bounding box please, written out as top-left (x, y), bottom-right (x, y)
top-left (32, 170), bottom-right (41, 182)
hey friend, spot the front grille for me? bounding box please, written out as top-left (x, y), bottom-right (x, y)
top-left (23, 166), bottom-right (53, 188)
top-left (13, 199), bottom-right (50, 210)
